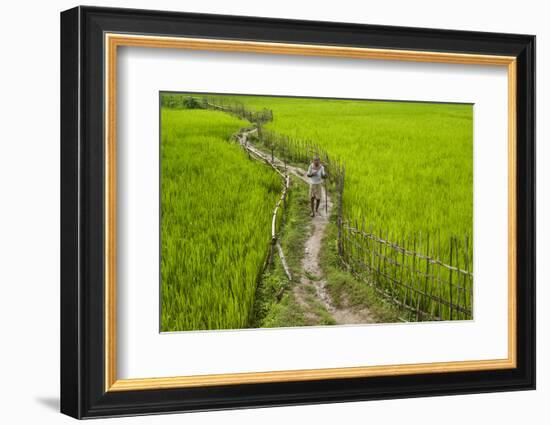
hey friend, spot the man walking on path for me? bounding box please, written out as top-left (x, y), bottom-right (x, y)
top-left (307, 156), bottom-right (327, 217)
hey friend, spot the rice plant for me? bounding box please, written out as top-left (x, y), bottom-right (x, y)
top-left (160, 107), bottom-right (281, 331)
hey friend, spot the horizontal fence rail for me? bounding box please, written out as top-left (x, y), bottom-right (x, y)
top-left (341, 223), bottom-right (473, 321)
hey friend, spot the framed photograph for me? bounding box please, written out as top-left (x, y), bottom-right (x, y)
top-left (60, 6), bottom-right (535, 419)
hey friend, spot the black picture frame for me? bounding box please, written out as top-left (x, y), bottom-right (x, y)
top-left (60, 5), bottom-right (536, 419)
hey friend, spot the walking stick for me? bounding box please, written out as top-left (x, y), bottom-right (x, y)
top-left (324, 173), bottom-right (328, 215)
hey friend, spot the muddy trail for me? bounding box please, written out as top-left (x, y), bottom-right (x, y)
top-left (237, 128), bottom-right (376, 326)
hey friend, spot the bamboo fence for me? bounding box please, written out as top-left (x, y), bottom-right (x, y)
top-left (341, 223), bottom-right (473, 321)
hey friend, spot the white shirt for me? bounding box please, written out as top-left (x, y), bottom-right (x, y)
top-left (307, 164), bottom-right (326, 185)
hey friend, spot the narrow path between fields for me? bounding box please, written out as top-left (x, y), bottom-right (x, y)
top-left (237, 128), bottom-right (376, 326)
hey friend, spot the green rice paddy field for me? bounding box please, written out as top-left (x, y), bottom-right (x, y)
top-left (160, 93), bottom-right (473, 330)
top-left (211, 95), bottom-right (473, 257)
top-left (160, 108), bottom-right (281, 331)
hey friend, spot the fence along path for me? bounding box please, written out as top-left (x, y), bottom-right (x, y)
top-left (341, 225), bottom-right (472, 321)
top-left (185, 96), bottom-right (473, 322)
top-left (235, 128), bottom-right (292, 281)
top-left (236, 128), bottom-right (376, 324)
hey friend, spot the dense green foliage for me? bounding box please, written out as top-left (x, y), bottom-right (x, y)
top-left (161, 93), bottom-right (474, 329)
top-left (160, 107), bottom-right (281, 331)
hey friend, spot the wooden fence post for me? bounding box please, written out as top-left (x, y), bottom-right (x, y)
top-left (337, 166), bottom-right (345, 257)
top-left (464, 234), bottom-right (471, 319)
top-left (449, 237), bottom-right (454, 320)
top-left (404, 232), bottom-right (407, 304)
top-left (458, 239), bottom-right (464, 318)
top-left (437, 230), bottom-right (442, 319)
top-left (423, 232), bottom-right (430, 315)
top-left (412, 232), bottom-right (419, 321)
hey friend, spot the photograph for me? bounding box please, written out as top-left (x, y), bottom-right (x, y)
top-left (57, 5), bottom-right (536, 419)
top-left (160, 92), bottom-right (474, 332)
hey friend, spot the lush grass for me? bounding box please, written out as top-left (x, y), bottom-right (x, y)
top-left (160, 107), bottom-right (281, 331)
top-left (206, 95), bottom-right (473, 259)
top-left (161, 93), bottom-right (474, 328)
